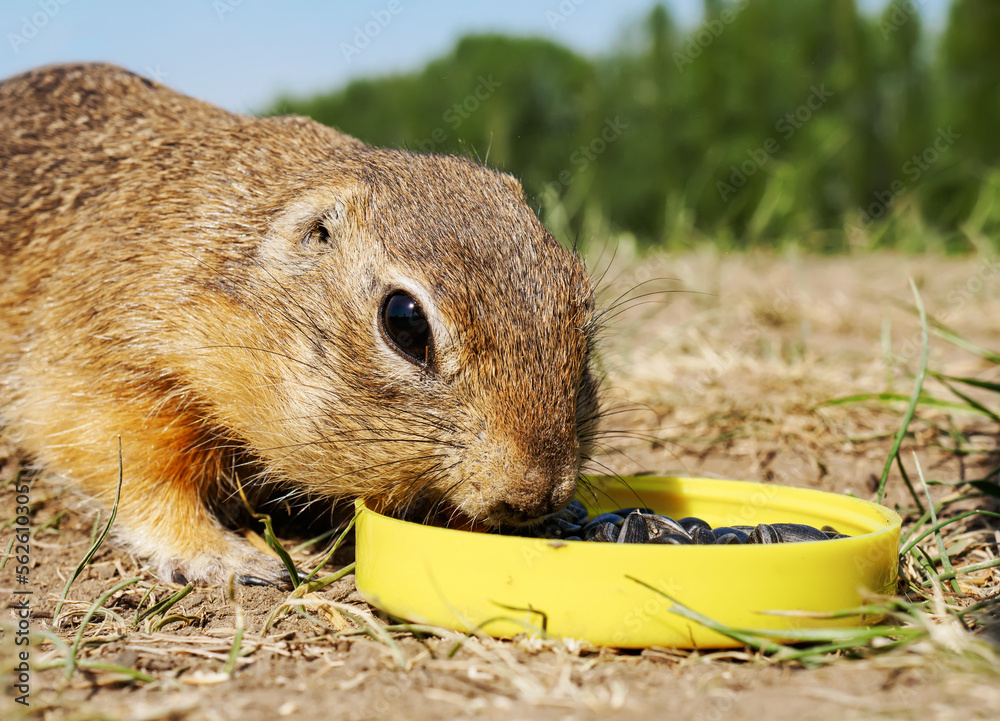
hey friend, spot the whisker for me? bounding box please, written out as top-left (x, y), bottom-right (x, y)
top-left (194, 344), bottom-right (323, 372)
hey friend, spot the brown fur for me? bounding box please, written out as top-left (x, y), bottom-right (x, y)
top-left (0, 63), bottom-right (599, 585)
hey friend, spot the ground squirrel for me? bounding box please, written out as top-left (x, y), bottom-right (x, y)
top-left (0, 63), bottom-right (600, 585)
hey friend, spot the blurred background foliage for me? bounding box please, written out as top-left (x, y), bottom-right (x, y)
top-left (271, 0), bottom-right (1000, 254)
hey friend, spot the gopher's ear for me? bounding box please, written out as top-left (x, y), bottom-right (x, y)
top-left (260, 185), bottom-right (362, 272)
top-left (297, 199), bottom-right (349, 249)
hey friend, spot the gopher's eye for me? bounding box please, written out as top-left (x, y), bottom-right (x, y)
top-left (381, 291), bottom-right (432, 364)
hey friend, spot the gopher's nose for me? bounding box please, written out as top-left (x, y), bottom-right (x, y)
top-left (499, 468), bottom-right (578, 522)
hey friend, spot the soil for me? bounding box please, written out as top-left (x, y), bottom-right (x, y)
top-left (2, 251), bottom-right (999, 721)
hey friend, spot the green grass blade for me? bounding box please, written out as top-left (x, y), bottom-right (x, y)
top-left (150, 613), bottom-right (198, 632)
top-left (76, 660), bottom-right (154, 683)
top-left (224, 575), bottom-right (245, 676)
top-left (302, 516), bottom-right (355, 584)
top-left (290, 526), bottom-right (339, 554)
top-left (254, 513), bottom-right (300, 588)
top-left (932, 374), bottom-right (1000, 422)
top-left (55, 438), bottom-right (125, 619)
top-left (967, 479), bottom-right (1000, 498)
top-left (933, 373), bottom-right (1000, 394)
top-left (894, 453), bottom-right (925, 515)
top-left (626, 575), bottom-right (931, 663)
top-left (625, 575), bottom-right (785, 653)
top-left (914, 454), bottom-right (960, 595)
top-left (817, 392), bottom-right (974, 414)
top-left (819, 392), bottom-right (914, 407)
top-left (134, 584), bottom-right (158, 620)
top-left (877, 280), bottom-right (929, 505)
top-left (65, 576), bottom-right (141, 679)
top-left (302, 561), bottom-right (356, 593)
top-left (922, 557), bottom-right (1000, 586)
top-left (135, 582), bottom-right (194, 626)
top-left (930, 326), bottom-right (1000, 364)
top-left (900, 509), bottom-right (1000, 555)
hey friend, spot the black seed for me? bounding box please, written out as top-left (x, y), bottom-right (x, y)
top-left (691, 527), bottom-right (716, 545)
top-left (493, 502), bottom-right (850, 544)
top-left (711, 527), bottom-right (750, 543)
top-left (747, 524), bottom-right (783, 544)
top-left (770, 523), bottom-right (830, 543)
top-left (585, 522), bottom-right (620, 542)
top-left (641, 513), bottom-right (690, 540)
top-left (549, 500), bottom-right (589, 524)
top-left (678, 516), bottom-right (712, 534)
top-left (647, 532), bottom-right (693, 545)
top-left (616, 512), bottom-right (650, 544)
top-left (564, 500), bottom-right (590, 524)
top-left (589, 512), bottom-right (626, 526)
top-left (530, 517), bottom-right (583, 538)
top-left (714, 532), bottom-right (745, 545)
top-left (611, 507), bottom-right (656, 517)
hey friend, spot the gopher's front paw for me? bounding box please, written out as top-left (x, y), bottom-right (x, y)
top-left (150, 541), bottom-right (296, 588)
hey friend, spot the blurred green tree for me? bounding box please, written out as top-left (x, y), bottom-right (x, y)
top-left (269, 0), bottom-right (998, 253)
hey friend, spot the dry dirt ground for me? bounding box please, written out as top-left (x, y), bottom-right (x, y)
top-left (2, 251), bottom-right (999, 721)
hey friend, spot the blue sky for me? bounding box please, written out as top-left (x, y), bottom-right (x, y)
top-left (1, 0), bottom-right (951, 113)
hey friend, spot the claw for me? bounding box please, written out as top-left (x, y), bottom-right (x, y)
top-left (237, 574), bottom-right (283, 587)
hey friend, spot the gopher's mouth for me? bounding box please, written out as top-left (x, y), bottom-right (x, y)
top-left (373, 484), bottom-right (574, 531)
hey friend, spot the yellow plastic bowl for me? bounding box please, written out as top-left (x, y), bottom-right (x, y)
top-left (355, 476), bottom-right (901, 648)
